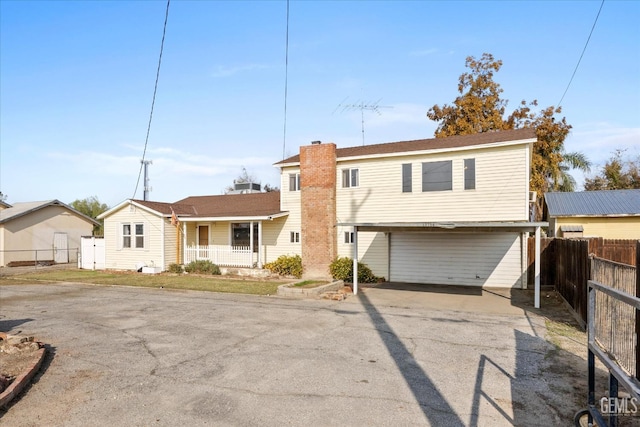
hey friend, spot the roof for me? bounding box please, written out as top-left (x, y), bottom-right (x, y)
top-left (275, 128), bottom-right (536, 165)
top-left (0, 200), bottom-right (100, 225)
top-left (545, 190), bottom-right (640, 217)
top-left (101, 192), bottom-right (286, 220)
top-left (175, 191), bottom-right (284, 218)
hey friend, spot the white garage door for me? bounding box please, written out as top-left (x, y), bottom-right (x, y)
top-left (389, 232), bottom-right (523, 288)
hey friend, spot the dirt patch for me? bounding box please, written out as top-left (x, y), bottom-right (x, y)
top-left (0, 339), bottom-right (42, 392)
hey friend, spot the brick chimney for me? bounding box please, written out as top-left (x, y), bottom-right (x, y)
top-left (300, 141), bottom-right (337, 279)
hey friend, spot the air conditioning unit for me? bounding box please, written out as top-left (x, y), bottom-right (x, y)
top-left (529, 191), bottom-right (537, 204)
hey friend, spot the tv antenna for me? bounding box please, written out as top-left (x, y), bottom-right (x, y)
top-left (334, 97), bottom-right (392, 145)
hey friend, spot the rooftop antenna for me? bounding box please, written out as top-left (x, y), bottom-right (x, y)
top-left (334, 97), bottom-right (392, 145)
top-left (141, 160), bottom-right (153, 201)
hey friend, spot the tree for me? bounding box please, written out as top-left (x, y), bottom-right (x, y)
top-left (70, 196), bottom-right (109, 236)
top-left (427, 53), bottom-right (590, 218)
top-left (584, 150), bottom-right (640, 190)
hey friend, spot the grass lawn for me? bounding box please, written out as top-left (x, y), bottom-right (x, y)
top-left (0, 269), bottom-right (287, 295)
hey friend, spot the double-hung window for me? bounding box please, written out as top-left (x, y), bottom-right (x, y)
top-left (289, 173), bottom-right (300, 191)
top-left (122, 223), bottom-right (144, 249)
top-left (342, 168), bottom-right (359, 188)
top-left (422, 161), bottom-right (452, 192)
top-left (344, 232), bottom-right (354, 244)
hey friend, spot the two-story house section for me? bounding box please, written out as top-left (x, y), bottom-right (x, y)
top-left (276, 128), bottom-right (546, 292)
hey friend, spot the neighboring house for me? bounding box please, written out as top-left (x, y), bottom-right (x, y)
top-left (0, 200), bottom-right (99, 267)
top-left (100, 128), bottom-right (546, 297)
top-left (544, 189), bottom-right (640, 239)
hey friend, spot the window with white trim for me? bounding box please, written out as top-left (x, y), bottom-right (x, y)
top-left (289, 173), bottom-right (300, 191)
top-left (290, 231), bottom-right (300, 243)
top-left (342, 168), bottom-right (359, 188)
top-left (121, 223), bottom-right (145, 249)
top-left (344, 232), bottom-right (354, 244)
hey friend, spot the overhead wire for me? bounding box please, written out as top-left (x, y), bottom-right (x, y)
top-left (556, 0), bottom-right (604, 109)
top-left (282, 0), bottom-right (289, 161)
top-left (132, 0), bottom-right (171, 200)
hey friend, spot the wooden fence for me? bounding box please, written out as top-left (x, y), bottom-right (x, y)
top-left (527, 237), bottom-right (638, 325)
top-left (590, 256), bottom-right (637, 377)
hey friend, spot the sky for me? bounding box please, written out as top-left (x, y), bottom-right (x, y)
top-left (1, 0), bottom-right (638, 208)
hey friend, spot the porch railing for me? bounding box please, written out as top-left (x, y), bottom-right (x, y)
top-left (184, 245), bottom-right (256, 268)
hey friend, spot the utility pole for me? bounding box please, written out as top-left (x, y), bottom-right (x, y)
top-left (141, 160), bottom-right (153, 201)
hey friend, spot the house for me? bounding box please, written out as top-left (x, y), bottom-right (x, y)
top-left (0, 200), bottom-right (99, 267)
top-left (100, 128), bottom-right (546, 304)
top-left (544, 189), bottom-right (640, 239)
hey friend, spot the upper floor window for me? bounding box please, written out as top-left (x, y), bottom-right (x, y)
top-left (464, 158), bottom-right (476, 190)
top-left (290, 231), bottom-right (300, 243)
top-left (342, 168), bottom-right (359, 188)
top-left (289, 173), bottom-right (300, 191)
top-left (422, 161), bottom-right (452, 192)
top-left (122, 223), bottom-right (144, 249)
top-left (402, 163), bottom-right (412, 193)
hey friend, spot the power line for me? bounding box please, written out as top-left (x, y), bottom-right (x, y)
top-left (556, 0), bottom-right (604, 109)
top-left (132, 0), bottom-right (171, 200)
top-left (282, 0), bottom-right (290, 161)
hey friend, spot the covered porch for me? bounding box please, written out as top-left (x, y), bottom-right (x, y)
top-left (178, 213), bottom-right (288, 269)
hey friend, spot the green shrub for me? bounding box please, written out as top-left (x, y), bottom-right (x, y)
top-left (264, 254), bottom-right (302, 278)
top-left (167, 263), bottom-right (184, 274)
top-left (329, 257), bottom-right (380, 283)
top-left (184, 260), bottom-right (221, 275)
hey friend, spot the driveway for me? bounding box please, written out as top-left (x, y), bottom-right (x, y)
top-left (0, 282), bottom-right (581, 426)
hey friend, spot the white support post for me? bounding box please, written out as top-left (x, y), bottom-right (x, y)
top-left (353, 226), bottom-right (358, 295)
top-left (535, 226), bottom-right (541, 309)
top-left (257, 221), bottom-right (263, 268)
top-left (249, 221), bottom-right (254, 268)
top-left (182, 222), bottom-right (187, 264)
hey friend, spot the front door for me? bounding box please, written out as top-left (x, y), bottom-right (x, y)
top-left (198, 225), bottom-right (209, 259)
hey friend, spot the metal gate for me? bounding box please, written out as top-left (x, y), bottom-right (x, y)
top-left (53, 232), bottom-right (69, 263)
top-left (80, 237), bottom-right (105, 270)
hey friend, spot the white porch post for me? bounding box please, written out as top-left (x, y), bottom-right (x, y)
top-left (182, 222), bottom-right (187, 264)
top-left (534, 226), bottom-right (541, 309)
top-left (257, 221), bottom-right (263, 268)
top-left (353, 226), bottom-right (358, 295)
top-left (249, 221), bottom-right (254, 268)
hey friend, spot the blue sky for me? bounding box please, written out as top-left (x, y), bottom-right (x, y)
top-left (1, 0), bottom-right (638, 208)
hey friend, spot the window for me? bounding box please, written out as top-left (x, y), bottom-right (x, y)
top-left (135, 224), bottom-right (144, 248)
top-left (402, 163), bottom-right (412, 193)
top-left (232, 223), bottom-right (259, 251)
top-left (464, 158), bottom-right (476, 190)
top-left (122, 223), bottom-right (144, 249)
top-left (342, 168), bottom-right (359, 188)
top-left (422, 161), bottom-right (452, 192)
top-left (289, 173), bottom-right (300, 191)
top-left (344, 232), bottom-right (354, 244)
top-left (122, 224), bottom-right (131, 248)
top-left (290, 231), bottom-right (300, 243)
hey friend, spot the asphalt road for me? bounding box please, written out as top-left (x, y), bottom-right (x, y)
top-left (0, 282), bottom-right (572, 426)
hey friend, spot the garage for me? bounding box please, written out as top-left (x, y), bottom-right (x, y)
top-left (389, 231), bottom-right (523, 287)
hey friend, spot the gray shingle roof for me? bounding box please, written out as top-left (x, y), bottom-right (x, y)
top-left (545, 190), bottom-right (640, 217)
